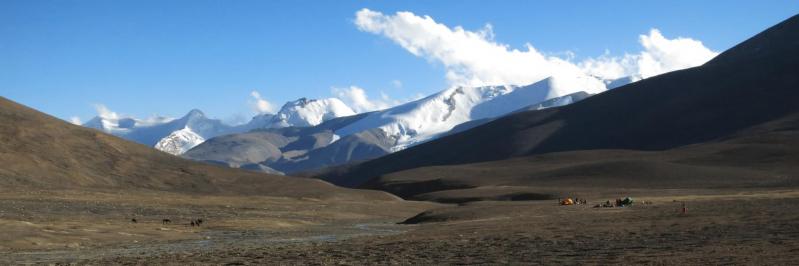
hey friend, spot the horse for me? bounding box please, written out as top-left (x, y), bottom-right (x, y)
top-left (190, 218), bottom-right (203, 227)
top-left (162, 219), bottom-right (171, 224)
top-left (131, 218), bottom-right (137, 223)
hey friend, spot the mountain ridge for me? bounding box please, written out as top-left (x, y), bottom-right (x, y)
top-left (184, 79), bottom-right (607, 175)
top-left (0, 95), bottom-right (398, 201)
top-left (83, 97), bottom-right (359, 155)
top-left (315, 14), bottom-right (799, 187)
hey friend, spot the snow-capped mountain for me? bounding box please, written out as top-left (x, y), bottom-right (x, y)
top-left (243, 113), bottom-right (276, 129)
top-left (269, 98), bottom-right (355, 128)
top-left (82, 73), bottom-right (626, 164)
top-left (184, 74), bottom-right (611, 175)
top-left (82, 98), bottom-right (357, 155)
top-left (154, 127), bottom-right (205, 155)
top-left (335, 73), bottom-right (607, 151)
top-left (84, 109), bottom-right (237, 155)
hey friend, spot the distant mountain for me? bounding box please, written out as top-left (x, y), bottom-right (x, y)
top-left (316, 14), bottom-right (799, 187)
top-left (82, 98), bottom-right (355, 155)
top-left (80, 71), bottom-right (623, 172)
top-left (153, 127), bottom-right (206, 155)
top-left (184, 113), bottom-right (380, 174)
top-left (269, 98), bottom-right (355, 128)
top-left (185, 75), bottom-right (606, 174)
top-left (244, 113), bottom-right (277, 129)
top-left (438, 91), bottom-right (594, 139)
top-left (84, 109), bottom-right (237, 155)
top-left (335, 73), bottom-right (607, 152)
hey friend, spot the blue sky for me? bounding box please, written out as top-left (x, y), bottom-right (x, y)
top-left (2, 0), bottom-right (798, 123)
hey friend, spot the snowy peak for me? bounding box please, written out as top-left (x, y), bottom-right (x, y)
top-left (177, 109), bottom-right (215, 129)
top-left (79, 101), bottom-right (358, 156)
top-left (154, 127), bottom-right (205, 155)
top-left (80, 74), bottom-right (602, 158)
top-left (271, 97), bottom-right (356, 128)
top-left (173, 109), bottom-right (230, 137)
top-left (334, 85), bottom-right (512, 151)
top-left (81, 108), bottom-right (231, 155)
top-left (242, 113), bottom-right (276, 130)
top-left (336, 74), bottom-right (607, 151)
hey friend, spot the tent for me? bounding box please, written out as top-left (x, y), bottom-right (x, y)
top-left (560, 198), bottom-right (574, 205)
top-left (620, 197), bottom-right (634, 206)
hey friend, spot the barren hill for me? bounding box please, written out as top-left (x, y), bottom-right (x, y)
top-left (0, 96), bottom-right (394, 200)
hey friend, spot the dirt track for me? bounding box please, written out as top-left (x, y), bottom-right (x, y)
top-left (0, 189), bottom-right (434, 265)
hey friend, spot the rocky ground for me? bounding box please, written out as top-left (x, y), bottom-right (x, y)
top-left (3, 188), bottom-right (797, 265)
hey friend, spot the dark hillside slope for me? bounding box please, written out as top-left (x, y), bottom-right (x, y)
top-left (319, 14), bottom-right (799, 187)
top-left (0, 96), bottom-right (395, 201)
top-left (364, 113), bottom-right (799, 201)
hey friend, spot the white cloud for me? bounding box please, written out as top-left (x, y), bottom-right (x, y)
top-left (579, 29), bottom-right (719, 80)
top-left (355, 8), bottom-right (580, 87)
top-left (93, 104), bottom-right (119, 120)
top-left (354, 8), bottom-right (718, 87)
top-left (89, 104), bottom-right (175, 127)
top-left (69, 116), bottom-right (82, 125)
top-left (250, 91), bottom-right (276, 114)
top-left (332, 86), bottom-right (401, 113)
top-left (637, 29), bottom-right (719, 77)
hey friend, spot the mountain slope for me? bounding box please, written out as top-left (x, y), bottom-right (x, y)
top-left (0, 96), bottom-right (395, 201)
top-left (183, 131), bottom-right (288, 168)
top-left (437, 91), bottom-right (594, 139)
top-left (184, 113), bottom-right (386, 174)
top-left (268, 128), bottom-right (395, 174)
top-left (318, 14), bottom-right (799, 187)
top-left (363, 112), bottom-right (799, 202)
top-left (153, 127), bottom-right (205, 155)
top-left (335, 74), bottom-right (606, 151)
top-left (184, 83), bottom-right (600, 175)
top-left (269, 98), bottom-right (356, 128)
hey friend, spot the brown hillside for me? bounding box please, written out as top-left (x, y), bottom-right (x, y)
top-left (0, 96), bottom-right (395, 200)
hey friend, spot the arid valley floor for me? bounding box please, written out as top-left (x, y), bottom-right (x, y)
top-left (2, 187), bottom-right (798, 265)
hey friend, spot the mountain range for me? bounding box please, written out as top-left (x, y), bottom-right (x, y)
top-left (183, 72), bottom-right (627, 174)
top-left (81, 70), bottom-right (630, 174)
top-left (313, 14), bottom-right (799, 199)
top-left (83, 97), bottom-right (355, 155)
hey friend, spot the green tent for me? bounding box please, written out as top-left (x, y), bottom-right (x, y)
top-left (621, 197), bottom-right (634, 206)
